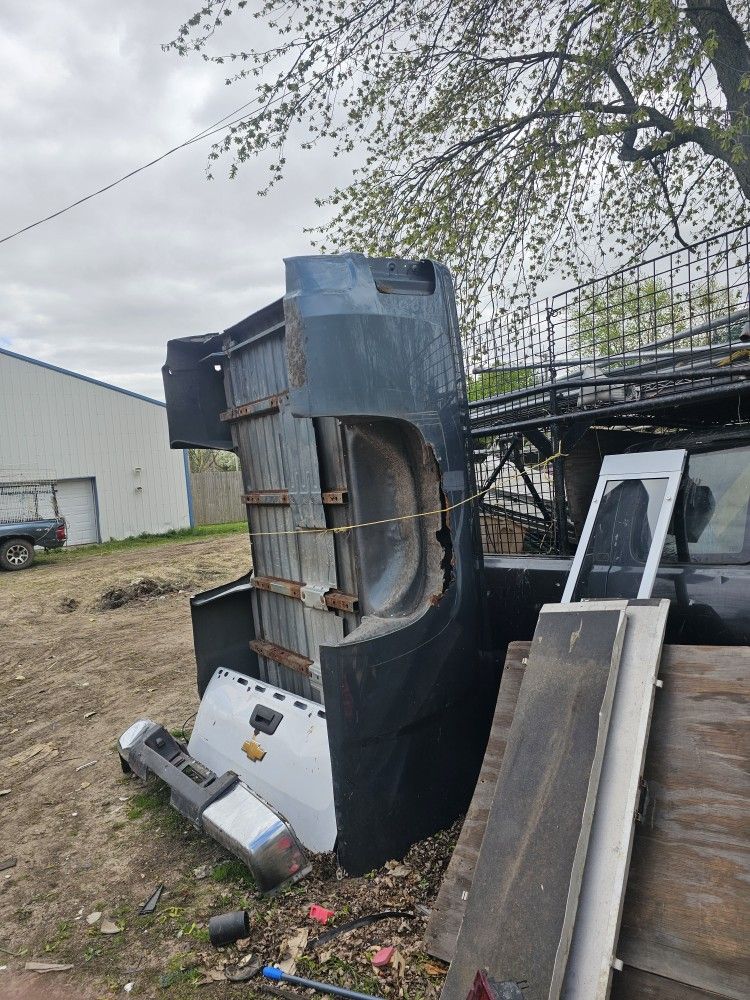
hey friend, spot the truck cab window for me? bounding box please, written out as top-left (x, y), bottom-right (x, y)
top-left (662, 447), bottom-right (750, 565)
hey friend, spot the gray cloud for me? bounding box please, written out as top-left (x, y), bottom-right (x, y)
top-left (0, 1), bottom-right (354, 397)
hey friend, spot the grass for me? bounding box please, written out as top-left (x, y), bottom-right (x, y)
top-left (36, 521), bottom-right (246, 562)
top-left (126, 782), bottom-right (184, 833)
top-left (211, 859), bottom-right (256, 889)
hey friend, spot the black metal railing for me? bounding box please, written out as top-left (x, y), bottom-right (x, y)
top-left (466, 225), bottom-right (750, 556)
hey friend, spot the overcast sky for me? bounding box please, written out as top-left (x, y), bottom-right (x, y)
top-left (0, 1), bottom-right (354, 399)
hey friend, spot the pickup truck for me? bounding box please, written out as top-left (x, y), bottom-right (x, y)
top-left (0, 517), bottom-right (67, 570)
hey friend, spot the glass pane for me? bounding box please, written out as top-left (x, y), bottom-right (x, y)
top-left (572, 477), bottom-right (669, 600)
top-left (662, 447), bottom-right (750, 565)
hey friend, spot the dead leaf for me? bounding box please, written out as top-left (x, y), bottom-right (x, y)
top-left (100, 919), bottom-right (122, 935)
top-left (195, 968), bottom-right (226, 985)
top-left (86, 912), bottom-right (102, 925)
top-left (423, 962), bottom-right (447, 977)
top-left (277, 927), bottom-right (308, 975)
top-left (391, 949), bottom-right (406, 979)
top-left (24, 962), bottom-right (73, 973)
top-left (388, 864), bottom-right (411, 877)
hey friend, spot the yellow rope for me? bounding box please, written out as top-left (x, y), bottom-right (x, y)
top-left (247, 448), bottom-right (567, 538)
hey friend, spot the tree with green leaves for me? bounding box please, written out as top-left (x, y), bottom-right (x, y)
top-left (169, 0), bottom-right (750, 318)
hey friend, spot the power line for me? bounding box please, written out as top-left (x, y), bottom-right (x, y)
top-left (0, 96), bottom-right (265, 246)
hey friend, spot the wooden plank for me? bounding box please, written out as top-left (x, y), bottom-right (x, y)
top-left (611, 965), bottom-right (727, 999)
top-left (563, 599), bottom-right (670, 999)
top-left (442, 607), bottom-right (627, 1000)
top-left (427, 644), bottom-right (750, 1000)
top-left (617, 645), bottom-right (750, 998)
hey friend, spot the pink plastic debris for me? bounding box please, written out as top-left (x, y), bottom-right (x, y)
top-left (371, 946), bottom-right (395, 968)
top-left (308, 904), bottom-right (335, 924)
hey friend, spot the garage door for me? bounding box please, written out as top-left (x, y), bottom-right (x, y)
top-left (56, 478), bottom-right (99, 545)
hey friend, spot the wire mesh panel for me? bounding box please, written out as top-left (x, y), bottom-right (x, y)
top-left (466, 225), bottom-right (750, 556)
top-left (0, 481), bottom-right (59, 524)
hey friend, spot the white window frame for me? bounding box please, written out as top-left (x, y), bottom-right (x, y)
top-left (562, 449), bottom-right (688, 603)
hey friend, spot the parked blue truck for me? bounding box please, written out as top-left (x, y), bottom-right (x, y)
top-left (0, 481), bottom-right (67, 570)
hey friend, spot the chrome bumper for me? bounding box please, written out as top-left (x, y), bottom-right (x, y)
top-left (118, 720), bottom-right (310, 894)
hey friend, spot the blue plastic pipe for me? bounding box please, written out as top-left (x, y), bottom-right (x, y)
top-left (262, 966), bottom-right (384, 1000)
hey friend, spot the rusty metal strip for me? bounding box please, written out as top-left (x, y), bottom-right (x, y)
top-left (253, 574), bottom-right (359, 613)
top-left (220, 390), bottom-right (288, 423)
top-left (250, 638), bottom-right (313, 676)
top-left (243, 490), bottom-right (290, 506)
top-left (243, 490), bottom-right (348, 507)
top-left (321, 490), bottom-right (348, 505)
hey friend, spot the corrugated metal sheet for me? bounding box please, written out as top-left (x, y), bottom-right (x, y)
top-left (0, 350), bottom-right (190, 540)
top-left (224, 318), bottom-right (354, 702)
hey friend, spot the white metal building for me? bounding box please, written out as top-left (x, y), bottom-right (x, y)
top-left (0, 347), bottom-right (193, 544)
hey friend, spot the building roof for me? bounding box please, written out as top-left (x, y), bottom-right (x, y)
top-left (0, 345), bottom-right (166, 408)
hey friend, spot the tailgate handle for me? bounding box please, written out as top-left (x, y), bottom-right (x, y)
top-left (250, 704), bottom-right (283, 735)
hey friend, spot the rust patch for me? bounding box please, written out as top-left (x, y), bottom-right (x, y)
top-left (321, 490), bottom-right (349, 505)
top-left (250, 638), bottom-right (313, 676)
top-left (220, 390), bottom-right (287, 423)
top-left (252, 574), bottom-right (358, 613)
top-left (243, 490), bottom-right (291, 506)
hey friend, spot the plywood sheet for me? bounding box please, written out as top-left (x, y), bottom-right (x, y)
top-left (442, 607), bottom-right (626, 1000)
top-left (427, 644), bottom-right (750, 1000)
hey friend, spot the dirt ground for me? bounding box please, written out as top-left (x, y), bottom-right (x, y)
top-left (0, 536), bottom-right (453, 1000)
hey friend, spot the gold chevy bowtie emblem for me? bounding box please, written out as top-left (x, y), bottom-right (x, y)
top-left (242, 739), bottom-right (266, 762)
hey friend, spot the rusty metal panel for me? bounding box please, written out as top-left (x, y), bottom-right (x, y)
top-left (219, 307), bottom-right (348, 700)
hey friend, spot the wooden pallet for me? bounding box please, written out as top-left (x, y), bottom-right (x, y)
top-left (425, 642), bottom-right (750, 1000)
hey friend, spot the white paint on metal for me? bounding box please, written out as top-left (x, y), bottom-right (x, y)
top-left (562, 598), bottom-right (670, 999)
top-left (188, 668), bottom-right (337, 853)
top-left (56, 477), bottom-right (98, 544)
top-left (301, 582), bottom-right (330, 610)
top-left (0, 350), bottom-right (190, 540)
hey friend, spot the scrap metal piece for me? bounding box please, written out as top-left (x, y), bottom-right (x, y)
top-left (138, 883), bottom-right (164, 916)
top-left (202, 785), bottom-right (310, 894)
top-left (118, 719), bottom-right (309, 895)
top-left (301, 583), bottom-right (330, 611)
top-left (561, 599), bottom-right (670, 999)
top-left (220, 391), bottom-right (287, 423)
top-left (252, 576), bottom-right (358, 614)
top-left (320, 490), bottom-right (348, 505)
top-left (188, 670), bottom-right (337, 854)
top-left (244, 490), bottom-right (291, 506)
top-left (250, 639), bottom-right (313, 676)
